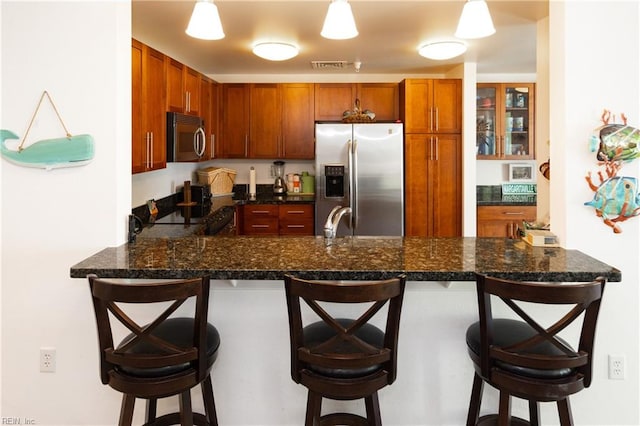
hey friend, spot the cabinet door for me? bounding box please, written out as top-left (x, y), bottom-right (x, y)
top-left (404, 133), bottom-right (461, 236)
top-left (184, 67), bottom-right (200, 116)
top-left (131, 40), bottom-right (144, 174)
top-left (200, 76), bottom-right (213, 160)
top-left (430, 134), bottom-right (462, 237)
top-left (132, 39), bottom-right (166, 174)
top-left (282, 83), bottom-right (315, 159)
top-left (401, 79), bottom-right (432, 133)
top-left (401, 79), bottom-right (461, 134)
top-left (249, 84), bottom-right (281, 158)
top-left (314, 83), bottom-right (356, 121)
top-left (477, 83), bottom-right (535, 160)
top-left (145, 47), bottom-right (166, 171)
top-left (432, 79), bottom-right (462, 133)
top-left (358, 83), bottom-right (399, 121)
top-left (404, 134), bottom-right (430, 236)
top-left (166, 58), bottom-right (185, 113)
top-left (221, 84), bottom-right (250, 158)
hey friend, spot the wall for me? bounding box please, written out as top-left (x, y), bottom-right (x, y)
top-left (549, 2), bottom-right (640, 423)
top-left (1, 2), bottom-right (638, 426)
top-left (0, 1), bottom-right (132, 424)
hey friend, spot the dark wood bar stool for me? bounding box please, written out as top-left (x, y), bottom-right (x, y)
top-left (465, 273), bottom-right (606, 426)
top-left (284, 274), bottom-right (406, 426)
top-left (88, 275), bottom-right (220, 426)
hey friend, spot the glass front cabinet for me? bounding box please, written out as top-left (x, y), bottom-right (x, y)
top-left (476, 83), bottom-right (535, 160)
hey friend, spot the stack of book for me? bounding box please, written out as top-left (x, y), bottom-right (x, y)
top-left (522, 229), bottom-right (559, 247)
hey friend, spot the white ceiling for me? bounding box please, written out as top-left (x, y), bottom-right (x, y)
top-left (132, 0), bottom-right (549, 79)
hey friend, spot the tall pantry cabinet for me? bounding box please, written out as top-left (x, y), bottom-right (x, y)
top-left (400, 79), bottom-right (462, 237)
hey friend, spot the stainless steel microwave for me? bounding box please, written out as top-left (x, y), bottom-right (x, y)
top-left (166, 112), bottom-right (206, 162)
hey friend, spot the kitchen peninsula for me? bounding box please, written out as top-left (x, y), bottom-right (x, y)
top-left (70, 236), bottom-right (621, 283)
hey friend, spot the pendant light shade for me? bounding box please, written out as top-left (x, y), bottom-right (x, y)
top-left (455, 0), bottom-right (495, 39)
top-left (321, 0), bottom-right (358, 40)
top-left (186, 0), bottom-right (225, 40)
top-left (418, 41), bottom-right (467, 60)
top-left (253, 42), bottom-right (299, 61)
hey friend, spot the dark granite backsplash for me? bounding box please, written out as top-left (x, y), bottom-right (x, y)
top-left (477, 185), bottom-right (536, 206)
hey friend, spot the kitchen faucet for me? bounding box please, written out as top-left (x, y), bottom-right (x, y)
top-left (323, 205), bottom-right (352, 239)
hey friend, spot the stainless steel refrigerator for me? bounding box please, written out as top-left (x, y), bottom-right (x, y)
top-left (315, 122), bottom-right (404, 236)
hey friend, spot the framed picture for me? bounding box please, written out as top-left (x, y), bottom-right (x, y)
top-left (508, 163), bottom-right (535, 182)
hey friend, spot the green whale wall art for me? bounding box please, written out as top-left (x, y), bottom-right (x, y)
top-left (1, 129), bottom-right (94, 170)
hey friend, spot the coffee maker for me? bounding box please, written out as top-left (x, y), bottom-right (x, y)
top-left (273, 160), bottom-right (287, 194)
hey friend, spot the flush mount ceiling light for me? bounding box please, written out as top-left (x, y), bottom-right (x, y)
top-left (253, 42), bottom-right (299, 61)
top-left (455, 0), bottom-right (496, 39)
top-left (185, 0), bottom-right (225, 40)
top-left (321, 0), bottom-right (358, 40)
top-left (418, 41), bottom-right (467, 60)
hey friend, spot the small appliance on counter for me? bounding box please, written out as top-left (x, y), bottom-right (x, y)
top-left (178, 183), bottom-right (212, 218)
top-left (273, 160), bottom-right (287, 194)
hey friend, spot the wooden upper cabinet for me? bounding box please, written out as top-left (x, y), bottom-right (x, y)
top-left (357, 83), bottom-right (399, 121)
top-left (314, 83), bottom-right (356, 121)
top-left (281, 83), bottom-right (314, 159)
top-left (400, 79), bottom-right (461, 134)
top-left (314, 83), bottom-right (399, 122)
top-left (249, 83), bottom-right (281, 158)
top-left (476, 82), bottom-right (535, 160)
top-left (220, 83), bottom-right (250, 158)
top-left (200, 75), bottom-right (219, 161)
top-left (166, 58), bottom-right (200, 115)
top-left (132, 39), bottom-right (166, 174)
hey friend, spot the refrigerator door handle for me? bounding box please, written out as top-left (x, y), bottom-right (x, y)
top-left (351, 139), bottom-right (358, 230)
top-left (347, 139), bottom-right (356, 229)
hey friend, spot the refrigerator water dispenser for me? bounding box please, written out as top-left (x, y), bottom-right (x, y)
top-left (324, 165), bottom-right (345, 198)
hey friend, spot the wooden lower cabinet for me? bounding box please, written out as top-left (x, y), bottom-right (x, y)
top-left (242, 204), bottom-right (314, 236)
top-left (477, 205), bottom-right (536, 238)
top-left (279, 204), bottom-right (314, 235)
top-left (405, 134), bottom-right (462, 237)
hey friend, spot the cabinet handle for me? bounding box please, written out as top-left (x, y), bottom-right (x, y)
top-left (244, 134), bottom-right (248, 157)
top-left (286, 225), bottom-right (305, 228)
top-left (150, 132), bottom-right (154, 168)
top-left (186, 92), bottom-right (191, 112)
top-left (434, 136), bottom-right (439, 160)
top-left (145, 132), bottom-right (150, 169)
top-left (210, 134), bottom-right (215, 159)
top-left (430, 108), bottom-right (434, 132)
top-left (251, 210), bottom-right (271, 214)
top-left (504, 212), bottom-right (525, 215)
top-left (435, 108), bottom-right (439, 131)
top-left (251, 224), bottom-right (270, 228)
top-left (286, 210), bottom-right (306, 215)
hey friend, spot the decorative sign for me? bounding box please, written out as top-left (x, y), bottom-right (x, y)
top-left (502, 183), bottom-right (537, 194)
top-left (0, 91), bottom-right (94, 170)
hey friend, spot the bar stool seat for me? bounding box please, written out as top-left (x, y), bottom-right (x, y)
top-left (284, 274), bottom-right (406, 426)
top-left (88, 275), bottom-right (220, 426)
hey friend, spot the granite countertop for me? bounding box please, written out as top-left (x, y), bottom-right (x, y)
top-left (70, 236), bottom-right (621, 283)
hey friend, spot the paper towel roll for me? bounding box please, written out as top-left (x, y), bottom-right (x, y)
top-left (249, 167), bottom-right (256, 196)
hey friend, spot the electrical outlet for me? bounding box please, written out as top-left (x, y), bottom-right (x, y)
top-left (40, 347), bottom-right (56, 373)
top-left (608, 354), bottom-right (625, 380)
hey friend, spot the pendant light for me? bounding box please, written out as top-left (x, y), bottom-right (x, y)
top-left (321, 0), bottom-right (358, 40)
top-left (186, 0), bottom-right (225, 40)
top-left (454, 0), bottom-right (495, 39)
